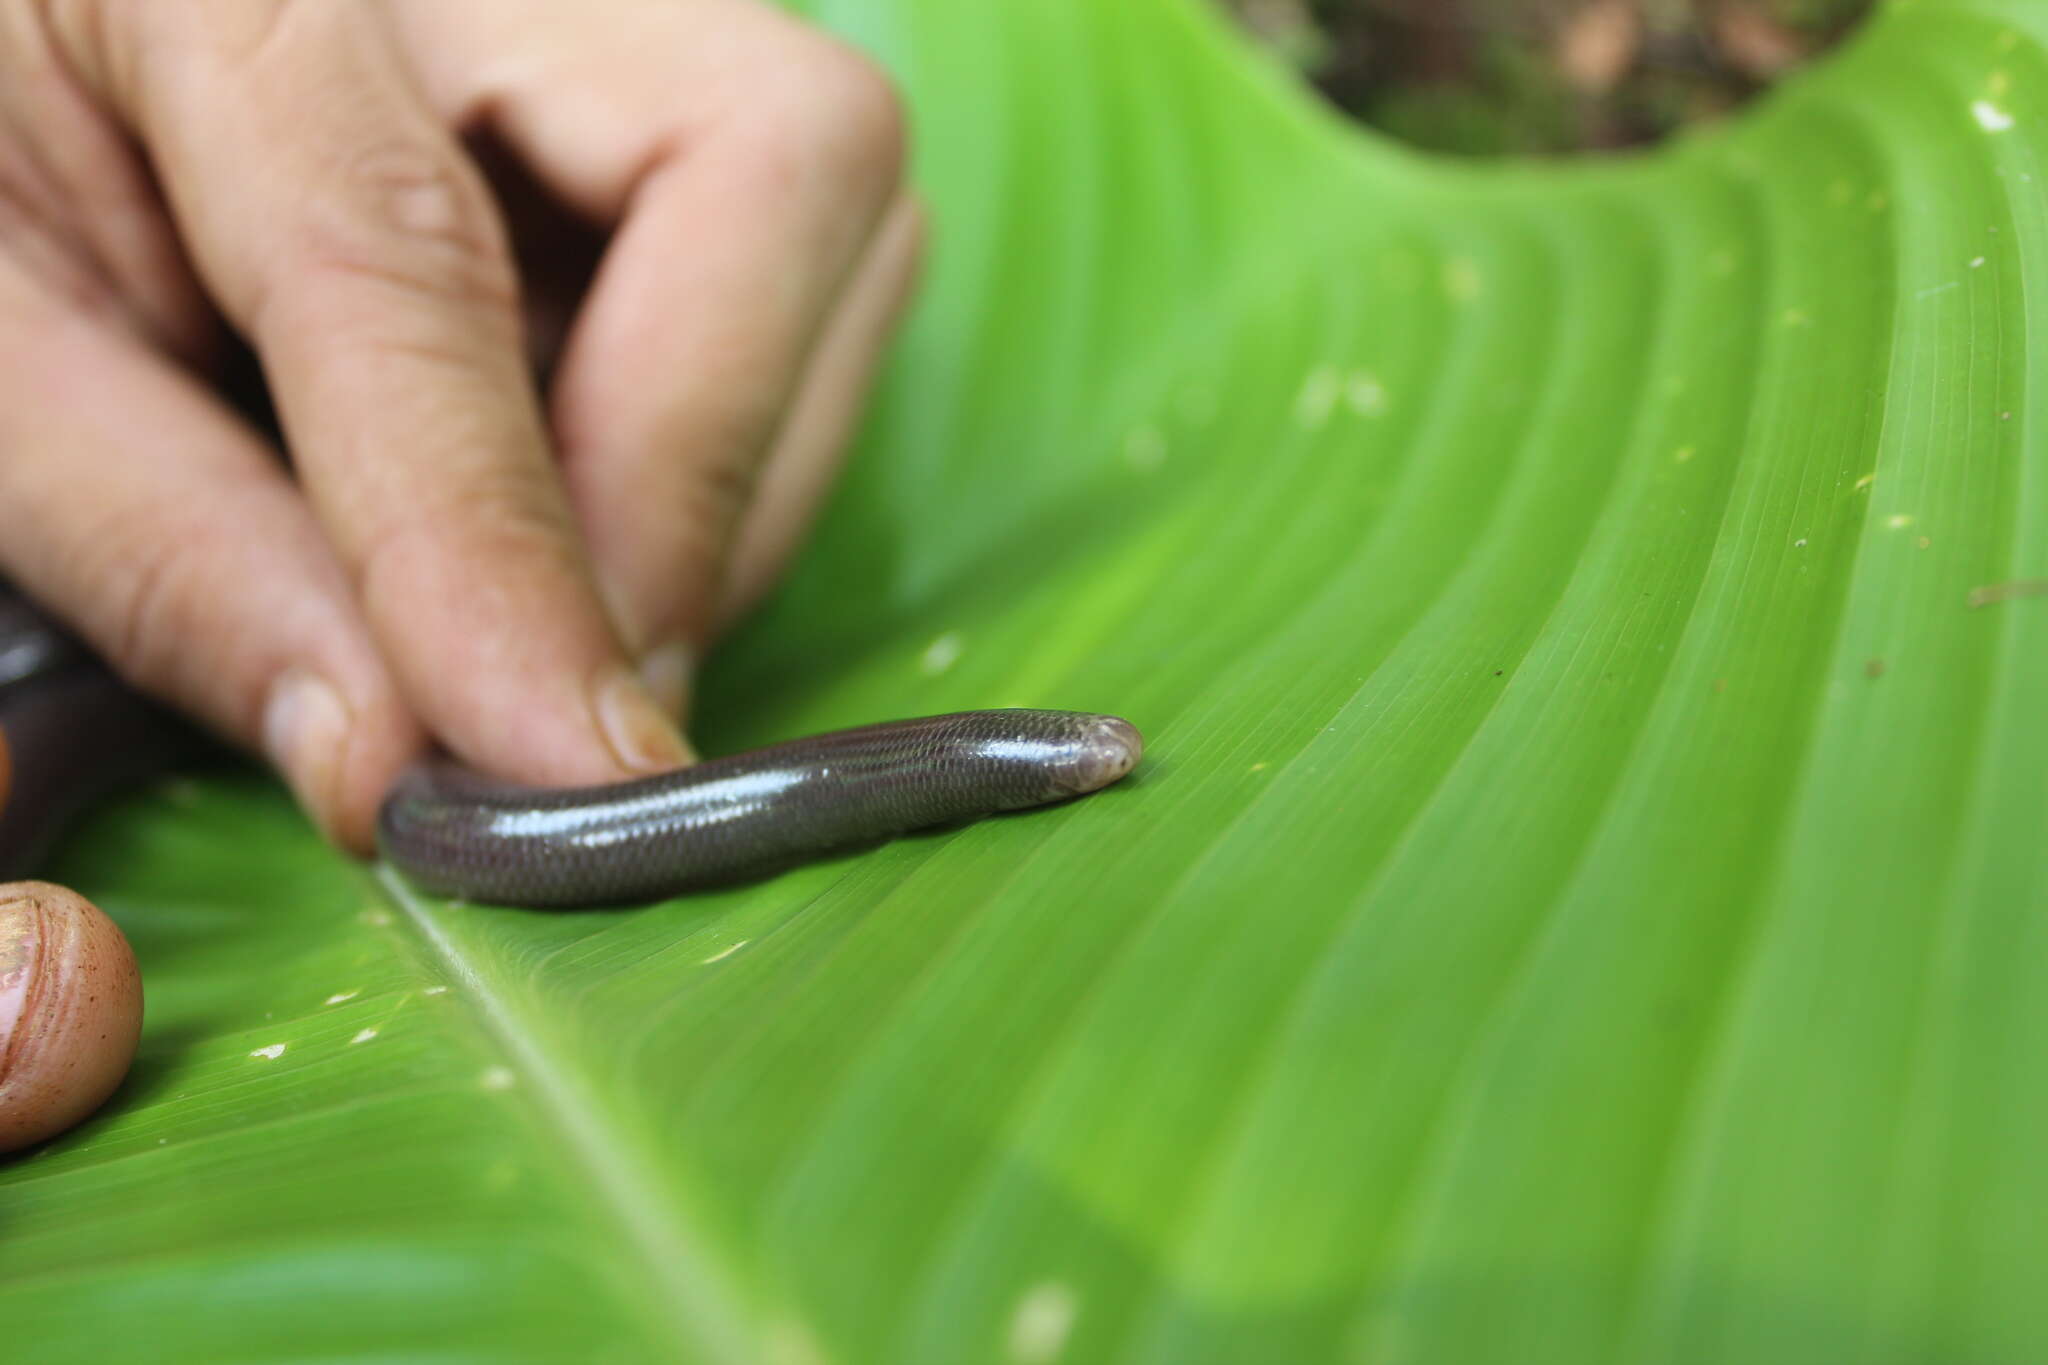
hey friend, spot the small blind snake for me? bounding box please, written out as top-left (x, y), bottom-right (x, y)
top-left (0, 584), bottom-right (1142, 907)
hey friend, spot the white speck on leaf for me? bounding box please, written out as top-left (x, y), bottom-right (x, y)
top-left (350, 1029), bottom-right (378, 1046)
top-left (701, 940), bottom-right (749, 965)
top-left (1123, 425), bottom-right (1166, 471)
top-left (1442, 257), bottom-right (1482, 302)
top-left (762, 1320), bottom-right (828, 1365)
top-left (250, 1044), bottom-right (286, 1061)
top-left (1795, 538), bottom-right (1808, 548)
top-left (1344, 371), bottom-right (1388, 417)
top-left (423, 985), bottom-right (449, 996)
top-left (1294, 366), bottom-right (1341, 428)
top-left (480, 1066), bottom-right (517, 1092)
top-left (1971, 256), bottom-right (1987, 269)
top-left (324, 990), bottom-right (359, 1006)
top-left (1887, 514), bottom-right (1914, 529)
top-left (921, 632), bottom-right (965, 676)
top-left (1007, 1282), bottom-right (1079, 1364)
top-left (1973, 100), bottom-right (2015, 132)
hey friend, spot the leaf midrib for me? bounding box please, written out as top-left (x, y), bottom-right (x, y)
top-left (376, 868), bottom-right (756, 1365)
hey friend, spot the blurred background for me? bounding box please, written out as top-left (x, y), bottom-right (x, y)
top-left (1219, 0), bottom-right (1873, 153)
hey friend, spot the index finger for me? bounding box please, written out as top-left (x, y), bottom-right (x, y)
top-left (98, 1), bottom-right (688, 784)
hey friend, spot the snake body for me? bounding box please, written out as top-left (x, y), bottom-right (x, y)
top-left (0, 584), bottom-right (1141, 906)
top-left (377, 709), bottom-right (1140, 905)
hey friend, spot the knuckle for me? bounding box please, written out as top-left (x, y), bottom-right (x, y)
top-left (82, 527), bottom-right (200, 688)
top-left (219, 0), bottom-right (309, 69)
top-left (29, 0), bottom-right (119, 76)
top-left (0, 162), bottom-right (120, 325)
top-left (694, 373), bottom-right (788, 467)
top-left (287, 142), bottom-right (520, 326)
top-left (338, 143), bottom-right (499, 257)
top-left (684, 442), bottom-right (760, 537)
top-left (350, 468), bottom-right (579, 612)
top-left (451, 475), bottom-right (582, 565)
top-left (745, 44), bottom-right (907, 199)
top-left (808, 50), bottom-right (908, 189)
top-left (628, 393), bottom-right (777, 536)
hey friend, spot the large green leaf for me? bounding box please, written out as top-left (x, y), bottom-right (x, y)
top-left (5, 0), bottom-right (2045, 1360)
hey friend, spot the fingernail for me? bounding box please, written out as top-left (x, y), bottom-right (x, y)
top-left (262, 668), bottom-right (351, 835)
top-left (637, 640), bottom-right (694, 721)
top-left (592, 664), bottom-right (691, 773)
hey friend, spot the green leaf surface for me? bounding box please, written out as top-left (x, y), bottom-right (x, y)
top-left (6, 1), bottom-right (2046, 1361)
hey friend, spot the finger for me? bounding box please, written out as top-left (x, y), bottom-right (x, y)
top-left (80, 0), bottom-right (687, 784)
top-left (383, 0), bottom-right (908, 714)
top-left (0, 261), bottom-right (419, 852)
top-left (546, 54), bottom-right (907, 710)
top-left (715, 193), bottom-right (927, 635)
top-left (0, 8), bottom-right (213, 360)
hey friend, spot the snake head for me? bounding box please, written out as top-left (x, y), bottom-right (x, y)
top-left (1049, 714), bottom-right (1143, 796)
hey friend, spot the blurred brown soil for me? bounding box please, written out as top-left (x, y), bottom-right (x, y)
top-left (1222, 0), bottom-right (1873, 154)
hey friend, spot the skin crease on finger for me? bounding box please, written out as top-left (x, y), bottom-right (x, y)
top-left (0, 0), bottom-right (921, 854)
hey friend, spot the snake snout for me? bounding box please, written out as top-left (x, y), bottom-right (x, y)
top-left (1054, 715), bottom-right (1143, 796)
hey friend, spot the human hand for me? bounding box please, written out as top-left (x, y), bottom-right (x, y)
top-left (0, 0), bottom-right (923, 853)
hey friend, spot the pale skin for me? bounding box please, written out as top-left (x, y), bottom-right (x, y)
top-left (0, 0), bottom-right (922, 1148)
